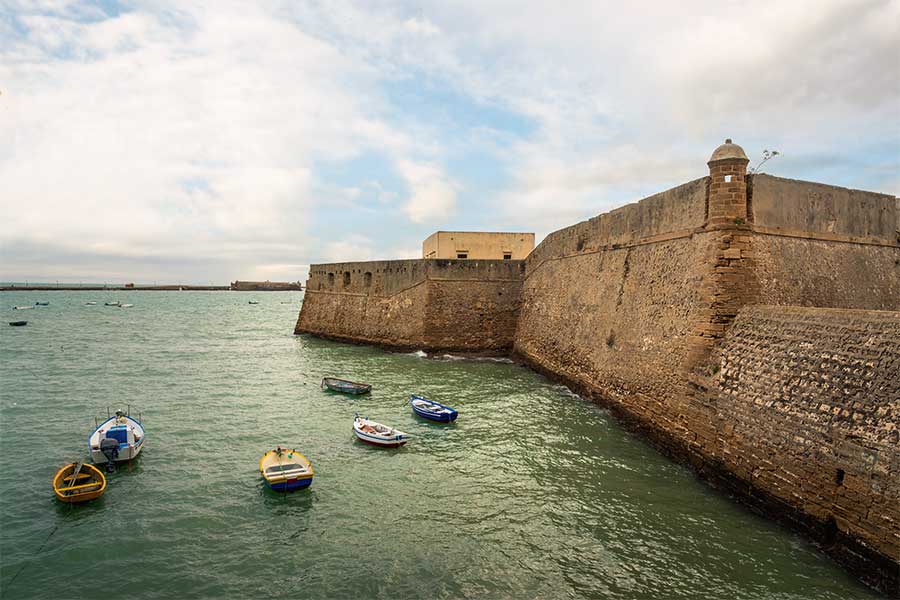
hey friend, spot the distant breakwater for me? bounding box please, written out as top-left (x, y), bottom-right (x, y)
top-left (1, 285), bottom-right (229, 291)
top-left (2, 284), bottom-right (303, 292)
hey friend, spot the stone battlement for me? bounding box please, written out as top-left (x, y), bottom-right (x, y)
top-left (297, 259), bottom-right (524, 353)
top-left (294, 140), bottom-right (899, 592)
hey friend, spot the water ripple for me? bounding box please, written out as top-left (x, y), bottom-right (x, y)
top-left (0, 291), bottom-right (878, 599)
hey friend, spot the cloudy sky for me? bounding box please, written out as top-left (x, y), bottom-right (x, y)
top-left (1, 0), bottom-right (897, 284)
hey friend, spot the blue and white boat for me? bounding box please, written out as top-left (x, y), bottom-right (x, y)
top-left (410, 395), bottom-right (458, 423)
top-left (353, 414), bottom-right (410, 448)
top-left (89, 409), bottom-right (145, 470)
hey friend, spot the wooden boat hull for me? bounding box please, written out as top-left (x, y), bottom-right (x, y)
top-left (53, 463), bottom-right (106, 503)
top-left (321, 377), bottom-right (371, 395)
top-left (268, 478), bottom-right (313, 492)
top-left (8, 321), bottom-right (27, 326)
top-left (260, 448), bottom-right (314, 492)
top-left (411, 395), bottom-right (458, 422)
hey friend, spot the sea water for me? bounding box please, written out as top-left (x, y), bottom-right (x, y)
top-left (0, 291), bottom-right (878, 599)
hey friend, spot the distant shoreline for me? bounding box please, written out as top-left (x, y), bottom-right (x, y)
top-left (0, 285), bottom-right (301, 292)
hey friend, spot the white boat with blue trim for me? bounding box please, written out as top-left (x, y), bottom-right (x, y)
top-left (89, 409), bottom-right (145, 469)
top-left (353, 414), bottom-right (410, 448)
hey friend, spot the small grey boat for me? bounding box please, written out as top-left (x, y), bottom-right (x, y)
top-left (321, 377), bottom-right (372, 395)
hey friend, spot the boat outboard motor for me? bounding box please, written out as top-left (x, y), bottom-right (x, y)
top-left (99, 438), bottom-right (120, 472)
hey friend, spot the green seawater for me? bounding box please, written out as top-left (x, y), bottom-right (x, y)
top-left (0, 291), bottom-right (879, 599)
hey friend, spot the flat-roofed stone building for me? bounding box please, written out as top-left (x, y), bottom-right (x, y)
top-left (422, 231), bottom-right (534, 260)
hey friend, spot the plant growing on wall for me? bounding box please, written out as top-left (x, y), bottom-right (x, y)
top-left (748, 149), bottom-right (781, 174)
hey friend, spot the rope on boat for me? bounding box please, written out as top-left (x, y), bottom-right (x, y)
top-left (282, 450), bottom-right (288, 499)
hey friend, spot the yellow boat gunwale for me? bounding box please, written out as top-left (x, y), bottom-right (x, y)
top-left (53, 463), bottom-right (107, 503)
top-left (259, 449), bottom-right (314, 484)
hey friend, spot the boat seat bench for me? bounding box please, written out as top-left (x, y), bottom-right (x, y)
top-left (57, 482), bottom-right (102, 492)
top-left (266, 469), bottom-right (310, 480)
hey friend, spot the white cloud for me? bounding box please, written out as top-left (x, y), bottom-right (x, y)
top-left (251, 263), bottom-right (308, 283)
top-left (403, 17), bottom-right (441, 37)
top-left (397, 159), bottom-right (458, 224)
top-left (1, 0), bottom-right (897, 279)
top-left (388, 245), bottom-right (423, 260)
top-left (0, 1), bottom-right (412, 280)
top-left (323, 237), bottom-right (377, 263)
top-left (293, 0), bottom-right (898, 234)
top-left (321, 237), bottom-right (422, 264)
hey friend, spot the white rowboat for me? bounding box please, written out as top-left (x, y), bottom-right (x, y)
top-left (353, 415), bottom-right (410, 448)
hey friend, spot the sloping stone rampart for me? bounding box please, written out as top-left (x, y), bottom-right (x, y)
top-left (510, 173), bottom-right (898, 592)
top-left (515, 233), bottom-right (715, 432)
top-left (295, 157), bottom-right (899, 592)
top-left (703, 306), bottom-right (900, 587)
top-left (751, 234), bottom-right (900, 310)
top-left (526, 177), bottom-right (708, 269)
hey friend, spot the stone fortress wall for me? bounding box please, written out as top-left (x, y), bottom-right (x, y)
top-left (296, 259), bottom-right (523, 353)
top-left (294, 141), bottom-right (899, 592)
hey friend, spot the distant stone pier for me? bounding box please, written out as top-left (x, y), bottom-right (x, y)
top-left (0, 284), bottom-right (230, 291)
top-left (2, 281), bottom-right (304, 292)
top-left (230, 280), bottom-right (303, 291)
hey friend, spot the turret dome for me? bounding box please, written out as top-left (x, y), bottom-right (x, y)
top-left (708, 139), bottom-right (748, 164)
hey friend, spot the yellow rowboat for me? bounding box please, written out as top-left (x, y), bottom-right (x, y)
top-left (259, 447), bottom-right (314, 492)
top-left (53, 462), bottom-right (107, 503)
